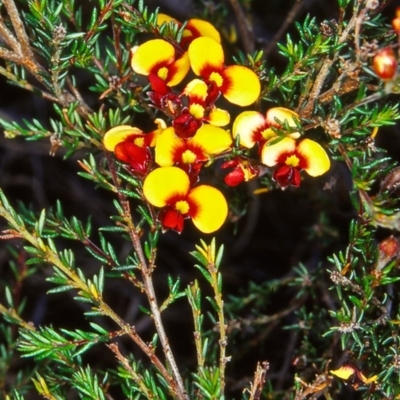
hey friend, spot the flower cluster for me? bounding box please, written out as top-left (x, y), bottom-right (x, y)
top-left (103, 14), bottom-right (331, 234)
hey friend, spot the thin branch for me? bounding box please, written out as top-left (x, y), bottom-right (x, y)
top-left (300, 1), bottom-right (362, 118)
top-left (0, 46), bottom-right (22, 63)
top-left (247, 361), bottom-right (269, 400)
top-left (66, 77), bottom-right (93, 116)
top-left (0, 65), bottom-right (60, 103)
top-left (3, 0), bottom-right (36, 60)
top-left (107, 343), bottom-right (153, 398)
top-left (123, 199), bottom-right (188, 400)
top-left (101, 306), bottom-right (179, 396)
top-left (0, 0), bottom-right (47, 86)
top-left (264, 0), bottom-right (303, 58)
top-left (207, 258), bottom-right (229, 395)
top-left (105, 153), bottom-right (188, 400)
top-left (0, 302), bottom-right (36, 331)
top-left (0, 189), bottom-right (179, 397)
top-left (228, 0), bottom-right (254, 54)
top-left (0, 17), bottom-right (21, 52)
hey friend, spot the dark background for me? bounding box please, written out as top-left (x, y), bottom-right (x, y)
top-left (0, 0), bottom-right (399, 398)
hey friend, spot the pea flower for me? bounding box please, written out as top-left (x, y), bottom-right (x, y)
top-left (173, 79), bottom-right (230, 138)
top-left (188, 37), bottom-right (260, 106)
top-left (233, 107), bottom-right (300, 149)
top-left (261, 137), bottom-right (330, 189)
top-left (155, 124), bottom-right (232, 182)
top-left (131, 39), bottom-right (190, 93)
top-left (103, 120), bottom-right (166, 175)
top-left (330, 364), bottom-right (377, 388)
top-left (143, 166), bottom-right (228, 233)
top-left (221, 157), bottom-right (259, 186)
top-left (184, 79), bottom-right (229, 124)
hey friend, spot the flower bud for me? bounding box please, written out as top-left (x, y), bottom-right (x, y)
top-left (372, 48), bottom-right (398, 81)
top-left (392, 7), bottom-right (400, 33)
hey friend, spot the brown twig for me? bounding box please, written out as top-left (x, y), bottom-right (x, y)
top-left (0, 15), bottom-right (21, 51)
top-left (107, 343), bottom-right (154, 398)
top-left (300, 0), bottom-right (363, 118)
top-left (0, 0), bottom-right (93, 117)
top-left (247, 361), bottom-right (269, 400)
top-left (264, 0), bottom-right (303, 58)
top-left (2, 0), bottom-right (46, 78)
top-left (228, 0), bottom-right (254, 54)
top-left (105, 153), bottom-right (188, 400)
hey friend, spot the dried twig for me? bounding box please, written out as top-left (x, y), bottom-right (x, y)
top-left (264, 0), bottom-right (303, 58)
top-left (247, 361), bottom-right (269, 400)
top-left (300, 0), bottom-right (362, 118)
top-left (1, 0), bottom-right (46, 78)
top-left (228, 0), bottom-right (254, 54)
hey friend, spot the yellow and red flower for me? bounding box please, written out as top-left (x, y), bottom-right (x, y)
top-left (188, 37), bottom-right (260, 106)
top-left (233, 107), bottom-right (300, 149)
top-left (172, 79), bottom-right (230, 138)
top-left (155, 124), bottom-right (232, 182)
top-left (103, 120), bottom-right (166, 174)
top-left (221, 157), bottom-right (259, 186)
top-left (183, 79), bottom-right (230, 126)
top-left (261, 137), bottom-right (330, 189)
top-left (131, 39), bottom-right (190, 93)
top-left (143, 166), bottom-right (228, 233)
top-left (330, 364), bottom-right (377, 389)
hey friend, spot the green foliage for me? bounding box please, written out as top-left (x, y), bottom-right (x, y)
top-left (0, 0), bottom-right (399, 399)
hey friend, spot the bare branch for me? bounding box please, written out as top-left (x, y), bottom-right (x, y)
top-left (247, 361), bottom-right (269, 400)
top-left (228, 0), bottom-right (254, 54)
top-left (264, 0), bottom-right (303, 58)
top-left (3, 0), bottom-right (35, 59)
top-left (0, 17), bottom-right (21, 52)
top-left (0, 46), bottom-right (22, 63)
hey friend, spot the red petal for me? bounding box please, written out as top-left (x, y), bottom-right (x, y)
top-left (225, 168), bottom-right (245, 186)
top-left (114, 141), bottom-right (150, 173)
top-left (158, 207), bottom-right (185, 233)
top-left (148, 73), bottom-right (170, 95)
top-left (273, 165), bottom-right (301, 189)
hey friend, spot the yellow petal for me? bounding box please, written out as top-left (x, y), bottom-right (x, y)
top-left (157, 13), bottom-right (177, 26)
top-left (222, 65), bottom-right (260, 106)
top-left (188, 185), bottom-right (228, 233)
top-left (208, 108), bottom-right (230, 126)
top-left (266, 107), bottom-right (299, 128)
top-left (261, 137), bottom-right (296, 167)
top-left (297, 139), bottom-right (330, 177)
top-left (131, 39), bottom-right (175, 76)
top-left (330, 366), bottom-right (355, 380)
top-left (191, 124), bottom-right (232, 155)
top-left (186, 19), bottom-right (221, 43)
top-left (168, 51), bottom-right (190, 86)
top-left (143, 167), bottom-right (190, 208)
top-left (184, 79), bottom-right (208, 101)
top-left (233, 111), bottom-right (265, 148)
top-left (149, 118), bottom-right (167, 146)
top-left (363, 374), bottom-right (378, 384)
top-left (103, 125), bottom-right (143, 151)
top-left (266, 107), bottom-right (300, 138)
top-left (188, 37), bottom-right (224, 76)
top-left (155, 127), bottom-right (185, 166)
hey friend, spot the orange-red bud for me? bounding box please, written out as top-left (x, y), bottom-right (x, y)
top-left (393, 7), bottom-right (400, 33)
top-left (372, 48), bottom-right (398, 81)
